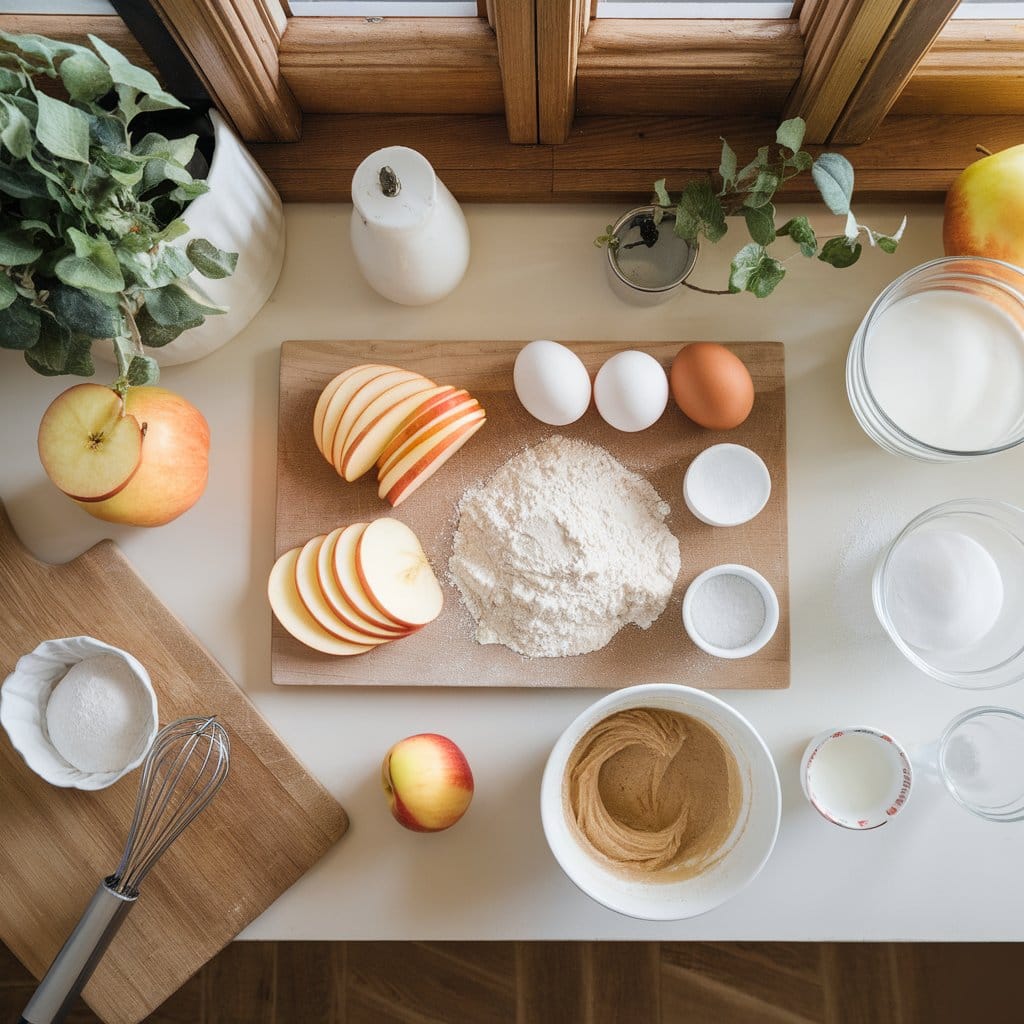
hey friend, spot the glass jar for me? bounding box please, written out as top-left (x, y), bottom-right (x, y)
top-left (846, 257), bottom-right (1024, 461)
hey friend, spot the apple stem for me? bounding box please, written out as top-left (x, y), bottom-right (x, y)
top-left (976, 145), bottom-right (993, 157)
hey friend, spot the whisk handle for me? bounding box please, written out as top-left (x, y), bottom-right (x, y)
top-left (20, 880), bottom-right (136, 1024)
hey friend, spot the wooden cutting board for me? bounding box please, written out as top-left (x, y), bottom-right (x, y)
top-left (275, 340), bottom-right (789, 689)
top-left (0, 502), bottom-right (347, 1024)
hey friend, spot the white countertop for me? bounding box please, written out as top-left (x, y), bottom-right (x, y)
top-left (3, 202), bottom-right (1023, 941)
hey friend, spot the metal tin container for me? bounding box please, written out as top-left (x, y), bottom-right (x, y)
top-left (605, 205), bottom-right (699, 306)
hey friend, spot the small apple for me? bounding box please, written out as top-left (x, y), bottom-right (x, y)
top-left (382, 733), bottom-right (474, 832)
top-left (37, 383), bottom-right (144, 502)
top-left (944, 143), bottom-right (1024, 267)
top-left (70, 386), bottom-right (209, 527)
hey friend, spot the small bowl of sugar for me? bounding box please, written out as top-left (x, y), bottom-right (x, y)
top-left (682, 564), bottom-right (779, 659)
top-left (1, 636), bottom-right (158, 790)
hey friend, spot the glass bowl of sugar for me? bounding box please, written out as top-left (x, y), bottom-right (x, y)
top-left (847, 257), bottom-right (1024, 461)
top-left (873, 500), bottom-right (1024, 688)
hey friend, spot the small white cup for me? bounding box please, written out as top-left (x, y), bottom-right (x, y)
top-left (682, 564), bottom-right (779, 659)
top-left (1, 636), bottom-right (158, 791)
top-left (684, 443), bottom-right (771, 527)
top-left (800, 727), bottom-right (913, 830)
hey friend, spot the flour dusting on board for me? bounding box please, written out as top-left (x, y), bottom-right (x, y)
top-left (448, 436), bottom-right (681, 658)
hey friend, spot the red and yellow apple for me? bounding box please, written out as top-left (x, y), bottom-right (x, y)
top-left (382, 733), bottom-right (474, 832)
top-left (944, 143), bottom-right (1024, 268)
top-left (38, 384), bottom-right (210, 527)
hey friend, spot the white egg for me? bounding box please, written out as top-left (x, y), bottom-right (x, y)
top-left (513, 340), bottom-right (592, 426)
top-left (593, 350), bottom-right (669, 432)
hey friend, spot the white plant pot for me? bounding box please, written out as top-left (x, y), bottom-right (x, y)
top-left (98, 110), bottom-right (286, 367)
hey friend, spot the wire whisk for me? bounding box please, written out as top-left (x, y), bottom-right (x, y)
top-left (20, 716), bottom-right (230, 1024)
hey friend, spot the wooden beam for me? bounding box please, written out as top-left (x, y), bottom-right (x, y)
top-left (491, 1), bottom-right (538, 143)
top-left (893, 20), bottom-right (1024, 116)
top-left (537, 0), bottom-right (587, 144)
top-left (830, 0), bottom-right (959, 143)
top-left (576, 20), bottom-right (804, 116)
top-left (785, 0), bottom-right (904, 144)
top-left (249, 112), bottom-right (1023, 204)
top-left (0, 14), bottom-right (155, 75)
top-left (149, 0), bottom-right (300, 142)
top-left (279, 17), bottom-right (503, 116)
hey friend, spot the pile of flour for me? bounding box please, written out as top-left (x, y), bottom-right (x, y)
top-left (448, 435), bottom-right (680, 658)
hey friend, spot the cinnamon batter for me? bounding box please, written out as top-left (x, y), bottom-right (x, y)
top-left (564, 707), bottom-right (742, 880)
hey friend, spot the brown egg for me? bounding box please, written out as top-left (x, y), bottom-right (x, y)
top-left (670, 343), bottom-right (754, 430)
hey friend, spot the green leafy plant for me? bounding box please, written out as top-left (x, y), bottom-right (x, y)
top-left (0, 31), bottom-right (237, 390)
top-left (595, 117), bottom-right (906, 299)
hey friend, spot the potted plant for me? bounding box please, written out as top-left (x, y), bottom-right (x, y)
top-left (597, 117), bottom-right (906, 301)
top-left (0, 31), bottom-right (263, 526)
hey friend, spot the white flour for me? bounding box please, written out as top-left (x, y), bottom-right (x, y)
top-left (448, 436), bottom-right (681, 658)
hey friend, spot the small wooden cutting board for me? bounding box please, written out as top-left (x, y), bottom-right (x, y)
top-left (0, 502), bottom-right (347, 1024)
top-left (274, 340), bottom-right (789, 689)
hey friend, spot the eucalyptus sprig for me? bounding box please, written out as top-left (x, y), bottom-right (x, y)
top-left (0, 31), bottom-right (237, 390)
top-left (596, 117), bottom-right (906, 299)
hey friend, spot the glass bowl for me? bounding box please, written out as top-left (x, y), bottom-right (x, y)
top-left (846, 257), bottom-right (1024, 461)
top-left (939, 707), bottom-right (1024, 822)
top-left (873, 499), bottom-right (1024, 689)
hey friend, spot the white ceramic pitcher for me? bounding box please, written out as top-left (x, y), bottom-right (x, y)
top-left (350, 146), bottom-right (470, 306)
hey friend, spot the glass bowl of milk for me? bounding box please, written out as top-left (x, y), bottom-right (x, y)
top-left (847, 257), bottom-right (1024, 461)
top-left (874, 499), bottom-right (1024, 688)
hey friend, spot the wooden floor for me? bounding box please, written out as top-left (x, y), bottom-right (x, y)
top-left (1, 940), bottom-right (1019, 1023)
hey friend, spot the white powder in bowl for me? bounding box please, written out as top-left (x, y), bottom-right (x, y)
top-left (448, 435), bottom-right (681, 658)
top-left (45, 654), bottom-right (152, 773)
top-left (690, 573), bottom-right (766, 650)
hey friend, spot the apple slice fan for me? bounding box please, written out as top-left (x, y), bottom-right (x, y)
top-left (19, 717), bottom-right (229, 1024)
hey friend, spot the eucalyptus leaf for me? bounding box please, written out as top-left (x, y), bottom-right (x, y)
top-left (0, 96), bottom-right (32, 158)
top-left (0, 295), bottom-right (40, 348)
top-left (787, 150), bottom-right (813, 172)
top-left (718, 138), bottom-right (737, 193)
top-left (134, 302), bottom-right (191, 348)
top-left (811, 153), bottom-right (855, 216)
top-left (34, 91), bottom-right (90, 163)
top-left (743, 203), bottom-right (776, 246)
top-left (775, 117), bottom-right (805, 155)
top-left (186, 238), bottom-right (238, 280)
top-left (0, 227), bottom-right (42, 265)
top-left (48, 280), bottom-right (120, 338)
top-left (876, 235), bottom-right (899, 254)
top-left (728, 243), bottom-right (786, 298)
top-left (0, 162), bottom-right (48, 198)
top-left (88, 35), bottom-right (186, 114)
top-left (125, 353), bottom-right (159, 386)
top-left (55, 227), bottom-right (125, 292)
top-left (58, 50), bottom-right (111, 103)
top-left (23, 316), bottom-right (93, 376)
top-left (674, 180), bottom-right (727, 245)
top-left (126, 243), bottom-right (194, 289)
top-left (818, 236), bottom-right (862, 268)
top-left (744, 170), bottom-right (779, 209)
top-left (142, 282), bottom-right (221, 328)
top-left (778, 216), bottom-right (817, 257)
top-left (0, 272), bottom-right (16, 309)
top-left (652, 177), bottom-right (671, 208)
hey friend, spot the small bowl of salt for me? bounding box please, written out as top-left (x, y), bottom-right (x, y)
top-left (682, 564), bottom-right (780, 659)
top-left (1, 636), bottom-right (158, 790)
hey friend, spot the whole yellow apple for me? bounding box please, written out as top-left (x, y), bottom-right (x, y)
top-left (944, 144), bottom-right (1024, 268)
top-left (74, 386), bottom-right (210, 527)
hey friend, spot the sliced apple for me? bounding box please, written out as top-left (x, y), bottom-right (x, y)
top-left (333, 522), bottom-right (413, 631)
top-left (37, 383), bottom-right (144, 502)
top-left (319, 364), bottom-right (400, 462)
top-left (340, 383), bottom-right (453, 482)
top-left (380, 411), bottom-right (486, 507)
top-left (356, 518), bottom-right (444, 628)
top-left (313, 365), bottom-right (383, 457)
top-left (268, 547), bottom-right (375, 656)
top-left (295, 535), bottom-right (392, 647)
top-left (317, 527), bottom-right (410, 639)
top-left (377, 392), bottom-right (479, 477)
top-left (330, 368), bottom-right (432, 471)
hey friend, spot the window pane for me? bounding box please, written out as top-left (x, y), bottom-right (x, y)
top-left (954, 0), bottom-right (1024, 16)
top-left (290, 1), bottom-right (478, 14)
top-left (597, 2), bottom-right (794, 17)
top-left (0, 1), bottom-right (116, 11)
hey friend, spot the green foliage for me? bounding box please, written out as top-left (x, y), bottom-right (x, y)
top-left (0, 31), bottom-right (238, 387)
top-left (596, 116), bottom-right (906, 298)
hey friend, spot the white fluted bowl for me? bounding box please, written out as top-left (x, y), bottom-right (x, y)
top-left (0, 636), bottom-right (158, 790)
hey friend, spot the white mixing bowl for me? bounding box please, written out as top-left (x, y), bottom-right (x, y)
top-left (541, 684), bottom-right (781, 920)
